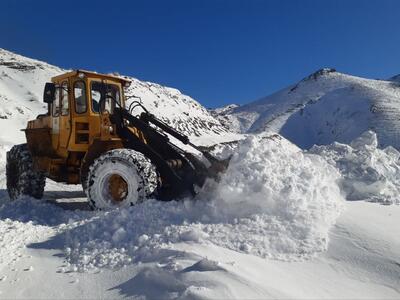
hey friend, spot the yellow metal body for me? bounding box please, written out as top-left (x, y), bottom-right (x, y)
top-left (25, 70), bottom-right (143, 184)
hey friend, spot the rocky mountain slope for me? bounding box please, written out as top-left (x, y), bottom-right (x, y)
top-left (0, 48), bottom-right (233, 148)
top-left (213, 68), bottom-right (400, 149)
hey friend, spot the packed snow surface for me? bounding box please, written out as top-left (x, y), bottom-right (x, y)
top-left (310, 131), bottom-right (400, 204)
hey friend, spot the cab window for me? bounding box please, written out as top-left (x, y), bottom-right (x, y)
top-left (91, 83), bottom-right (101, 113)
top-left (74, 81), bottom-right (87, 114)
top-left (52, 86), bottom-right (60, 116)
top-left (91, 81), bottom-right (120, 114)
top-left (61, 81), bottom-right (69, 116)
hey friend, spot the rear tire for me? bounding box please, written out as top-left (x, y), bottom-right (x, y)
top-left (86, 149), bottom-right (158, 210)
top-left (6, 144), bottom-right (46, 200)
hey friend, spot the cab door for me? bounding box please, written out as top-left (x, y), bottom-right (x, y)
top-left (59, 81), bottom-right (71, 149)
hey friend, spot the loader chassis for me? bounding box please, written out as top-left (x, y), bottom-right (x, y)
top-left (11, 70), bottom-right (225, 207)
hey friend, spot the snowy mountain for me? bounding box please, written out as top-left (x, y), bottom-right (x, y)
top-left (213, 68), bottom-right (400, 149)
top-left (0, 48), bottom-right (233, 148)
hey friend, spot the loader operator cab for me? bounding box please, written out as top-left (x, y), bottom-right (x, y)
top-left (44, 71), bottom-right (125, 116)
top-left (25, 70), bottom-right (131, 184)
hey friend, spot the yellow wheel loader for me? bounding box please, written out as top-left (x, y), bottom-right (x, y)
top-left (6, 70), bottom-right (228, 209)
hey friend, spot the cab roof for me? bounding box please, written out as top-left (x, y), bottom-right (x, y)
top-left (51, 70), bottom-right (131, 85)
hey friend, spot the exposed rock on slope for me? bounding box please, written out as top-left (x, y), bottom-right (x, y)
top-left (209, 104), bottom-right (243, 133)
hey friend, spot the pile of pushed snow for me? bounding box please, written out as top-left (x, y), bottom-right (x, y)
top-left (310, 131), bottom-right (400, 204)
top-left (60, 135), bottom-right (345, 271)
top-left (202, 135), bottom-right (345, 258)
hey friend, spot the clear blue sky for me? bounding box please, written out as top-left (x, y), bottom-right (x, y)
top-left (1, 0), bottom-right (400, 108)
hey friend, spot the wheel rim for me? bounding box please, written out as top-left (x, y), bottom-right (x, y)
top-left (106, 174), bottom-right (129, 203)
top-left (88, 152), bottom-right (149, 209)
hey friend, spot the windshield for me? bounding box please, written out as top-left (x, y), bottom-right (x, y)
top-left (91, 81), bottom-right (121, 113)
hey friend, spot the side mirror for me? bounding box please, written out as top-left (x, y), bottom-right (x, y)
top-left (43, 82), bottom-right (56, 104)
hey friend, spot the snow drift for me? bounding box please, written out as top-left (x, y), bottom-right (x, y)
top-left (54, 134), bottom-right (345, 271)
top-left (310, 131), bottom-right (400, 204)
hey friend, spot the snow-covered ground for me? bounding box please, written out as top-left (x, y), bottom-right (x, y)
top-left (1, 133), bottom-right (399, 299)
top-left (0, 49), bottom-right (399, 299)
top-left (0, 184), bottom-right (399, 298)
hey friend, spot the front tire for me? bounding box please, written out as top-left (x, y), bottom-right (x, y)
top-left (86, 149), bottom-right (158, 210)
top-left (6, 144), bottom-right (46, 200)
